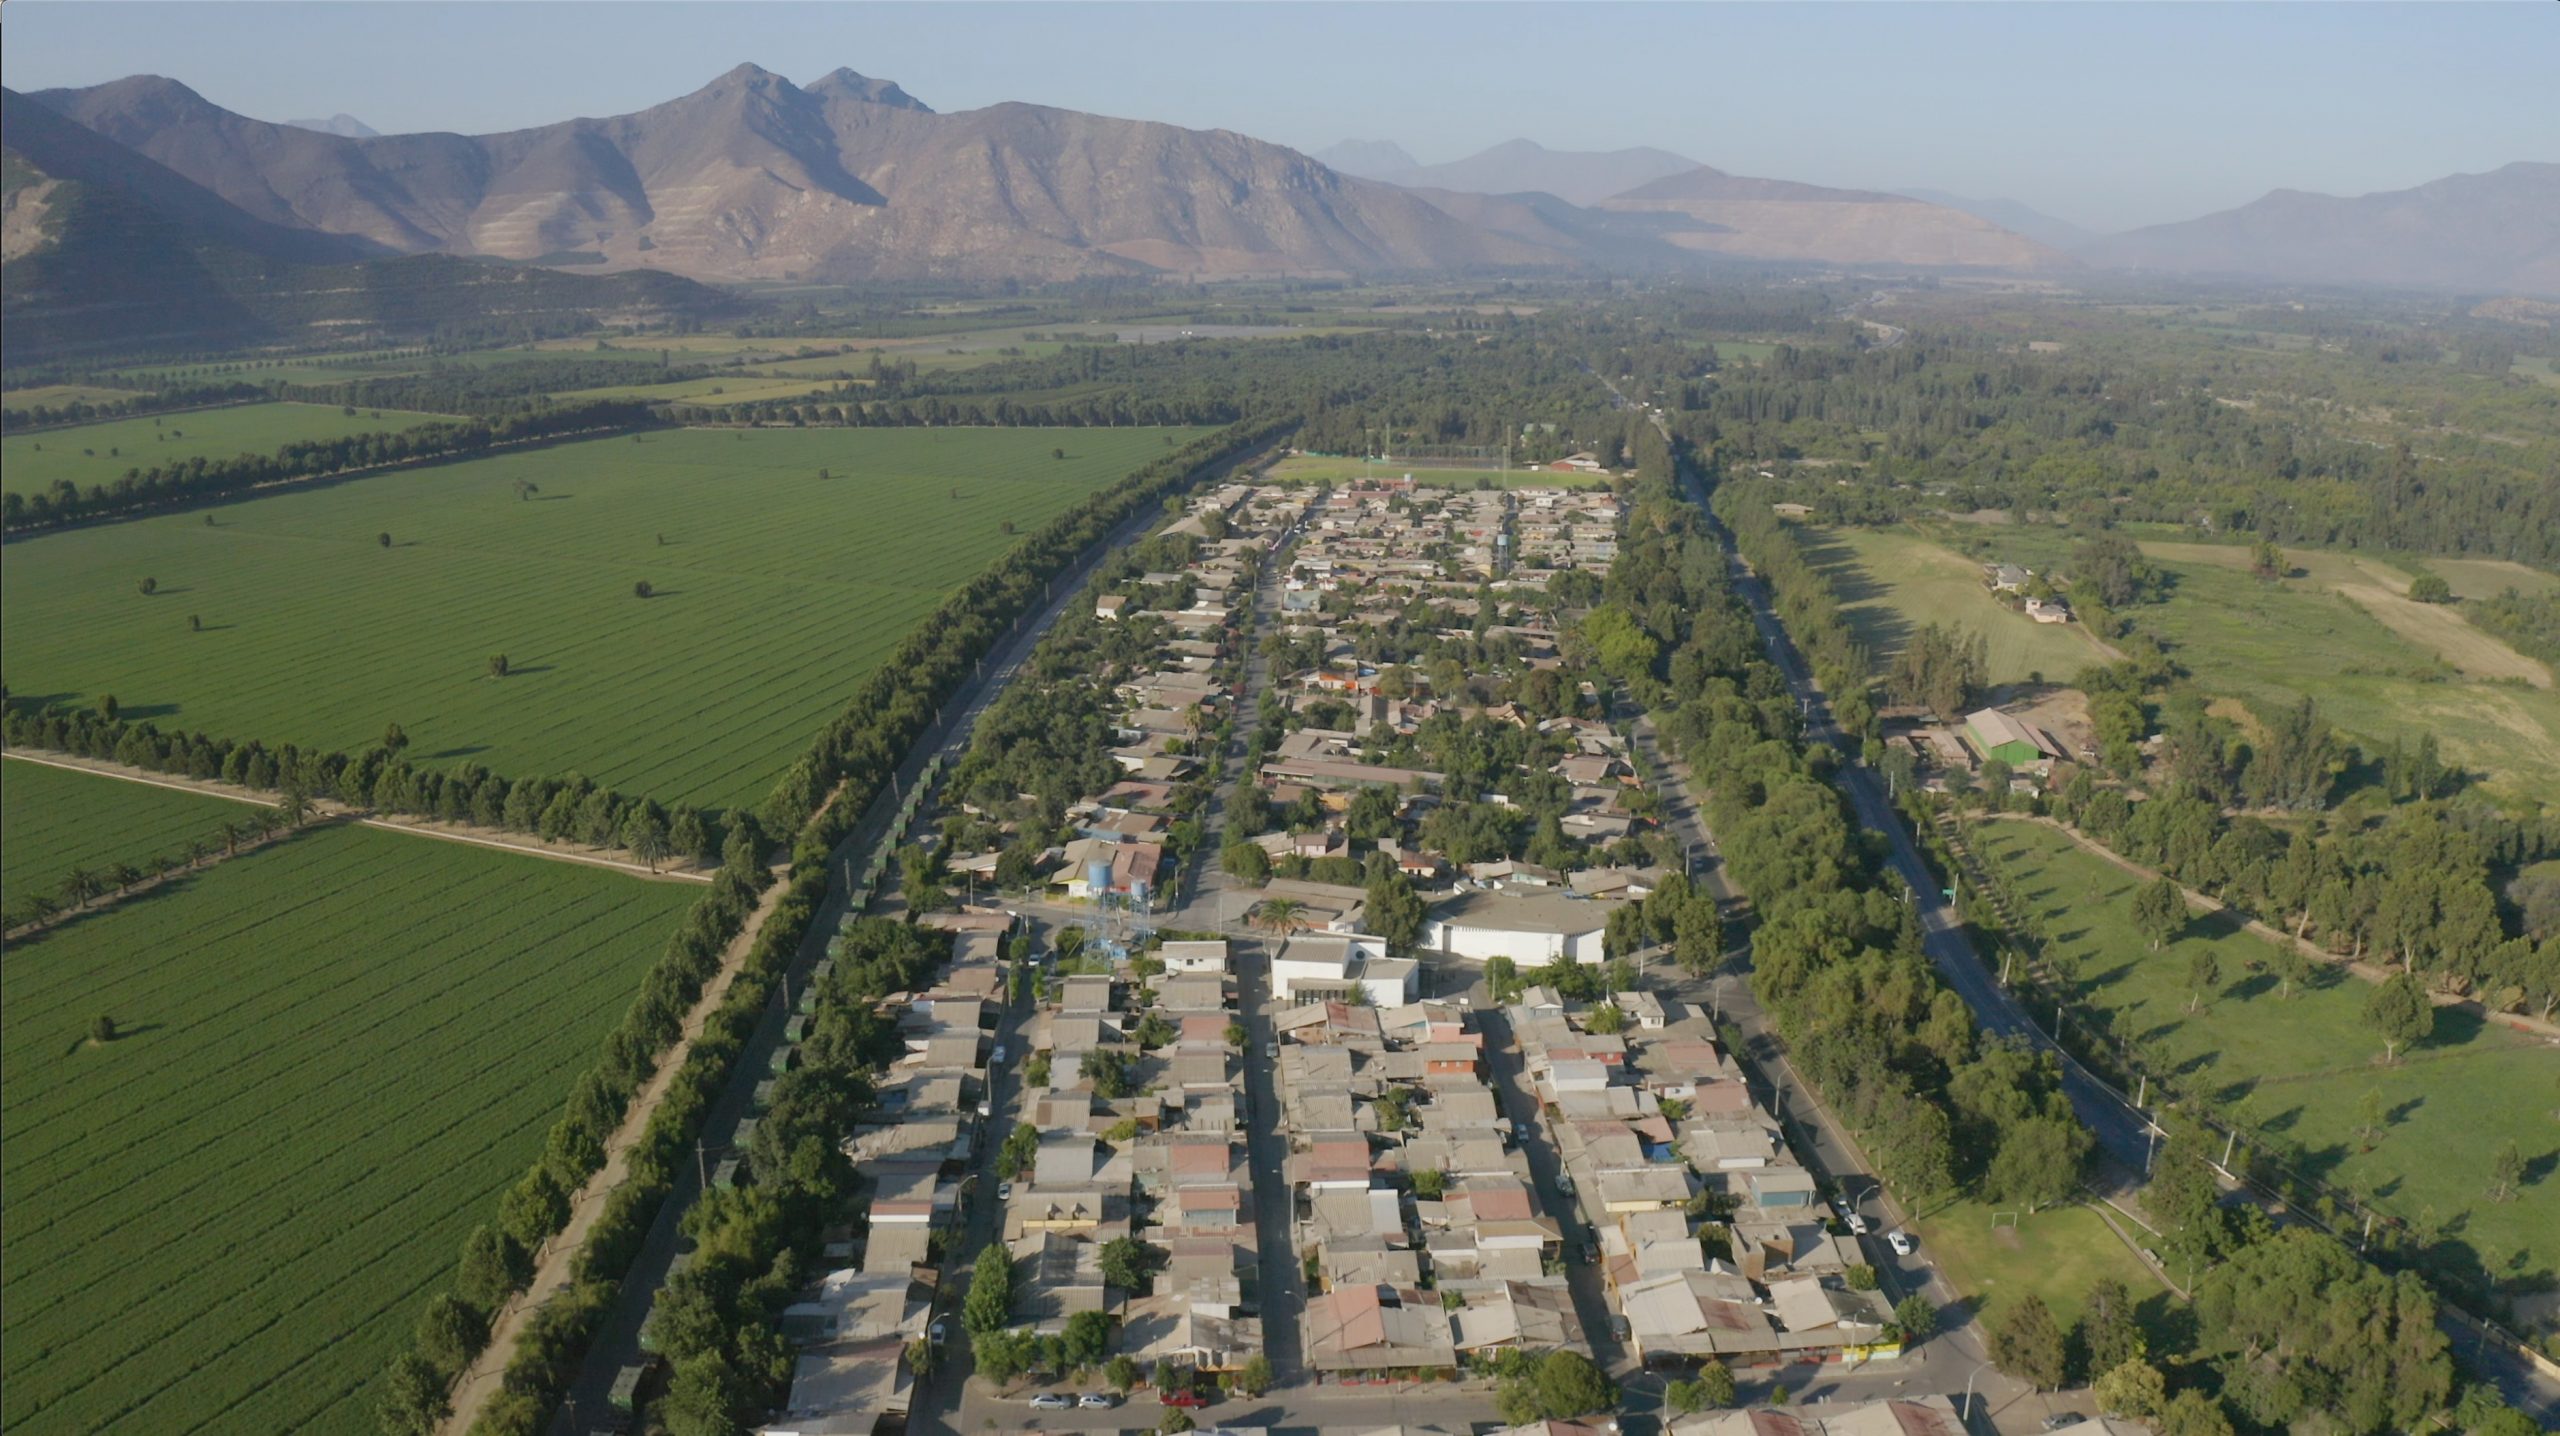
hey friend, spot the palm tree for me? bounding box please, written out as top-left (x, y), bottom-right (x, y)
top-left (25, 894), bottom-right (60, 927)
top-left (278, 788), bottom-right (310, 828)
top-left (250, 810), bottom-right (280, 840)
top-left (110, 862), bottom-right (142, 895)
top-left (1251, 898), bottom-right (1310, 937)
top-left (60, 867), bottom-right (101, 911)
top-left (186, 838), bottom-right (208, 869)
top-left (219, 821), bottom-right (241, 857)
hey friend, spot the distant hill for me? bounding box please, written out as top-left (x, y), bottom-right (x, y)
top-left (2079, 163), bottom-right (2560, 294)
top-left (31, 65), bottom-right (1565, 283)
top-left (1365, 139), bottom-right (1702, 208)
top-left (284, 113), bottom-right (379, 138)
top-left (1598, 165), bottom-right (2069, 269)
top-left (2, 86), bottom-right (736, 366)
top-left (1312, 139), bottom-right (1418, 178)
top-left (1896, 188), bottom-right (2095, 252)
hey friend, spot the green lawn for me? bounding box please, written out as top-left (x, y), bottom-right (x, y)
top-left (2, 402), bottom-right (456, 497)
top-left (1974, 819), bottom-right (2558, 1300)
top-left (0, 822), bottom-right (695, 1435)
top-left (1910, 1196), bottom-right (2171, 1333)
top-left (1, 759), bottom-right (266, 916)
top-left (1803, 525), bottom-right (2115, 688)
top-left (2, 426), bottom-right (1206, 809)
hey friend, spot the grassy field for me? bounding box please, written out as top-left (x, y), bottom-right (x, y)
top-left (550, 374), bottom-right (850, 406)
top-left (0, 822), bottom-right (694, 1435)
top-left (1804, 526), bottom-right (2116, 688)
top-left (1264, 454), bottom-right (1608, 489)
top-left (2513, 356), bottom-right (2560, 390)
top-left (2, 402), bottom-right (455, 498)
top-left (1910, 1196), bottom-right (2171, 1334)
top-left (2, 426), bottom-right (1206, 809)
top-left (1976, 527), bottom-right (2560, 797)
top-left (1974, 819), bottom-right (2558, 1296)
top-left (2141, 542), bottom-right (2549, 687)
top-left (1, 760), bottom-right (267, 912)
top-left (4, 384), bottom-right (151, 412)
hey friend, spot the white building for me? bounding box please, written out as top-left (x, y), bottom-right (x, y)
top-left (1269, 935), bottom-right (1419, 1007)
top-left (1422, 890), bottom-right (1622, 966)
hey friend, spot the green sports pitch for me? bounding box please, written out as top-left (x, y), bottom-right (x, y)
top-left (1, 425), bottom-right (1208, 810)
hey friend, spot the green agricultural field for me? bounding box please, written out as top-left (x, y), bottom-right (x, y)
top-left (3, 384), bottom-right (151, 413)
top-left (1, 759), bottom-right (267, 912)
top-left (2, 426), bottom-right (1206, 809)
top-left (0, 822), bottom-right (694, 1435)
top-left (1974, 819), bottom-right (2558, 1296)
top-left (1803, 526), bottom-right (2116, 689)
top-left (1909, 1196), bottom-right (2171, 1334)
top-left (2, 402), bottom-right (456, 498)
top-left (549, 374), bottom-right (848, 405)
top-left (1265, 453), bottom-right (1607, 489)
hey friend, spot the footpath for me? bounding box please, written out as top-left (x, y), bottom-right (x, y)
top-left (438, 873), bottom-right (793, 1435)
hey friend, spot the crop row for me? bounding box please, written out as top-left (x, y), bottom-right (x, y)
top-left (0, 825), bottom-right (688, 1436)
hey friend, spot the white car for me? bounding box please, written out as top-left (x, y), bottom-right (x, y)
top-left (928, 1319), bottom-right (949, 1346)
top-left (1845, 1213), bottom-right (1871, 1236)
top-left (991, 1042), bottom-right (1008, 1065)
top-left (1887, 1231), bottom-right (1916, 1257)
top-left (1078, 1393), bottom-right (1117, 1409)
top-left (1029, 1393), bottom-right (1071, 1411)
top-left (997, 1182), bottom-right (1014, 1202)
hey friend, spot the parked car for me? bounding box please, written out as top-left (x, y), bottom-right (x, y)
top-left (928, 1319), bottom-right (948, 1346)
top-left (2040, 1415), bottom-right (2084, 1431)
top-left (1609, 1314), bottom-right (1632, 1342)
top-left (1078, 1393), bottom-right (1117, 1409)
top-left (1555, 1173), bottom-right (1577, 1197)
top-left (1581, 1241), bottom-right (1601, 1265)
top-left (997, 1182), bottom-right (1014, 1202)
top-left (1845, 1213), bottom-right (1871, 1236)
top-left (1887, 1231), bottom-right (1916, 1257)
top-left (1160, 1390), bottom-right (1211, 1408)
top-left (991, 1042), bottom-right (1009, 1064)
top-left (1030, 1393), bottom-right (1071, 1411)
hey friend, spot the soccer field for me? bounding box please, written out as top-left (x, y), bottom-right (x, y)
top-left (1, 425), bottom-right (1207, 809)
top-left (0, 822), bottom-right (695, 1435)
top-left (1, 401), bottom-right (457, 497)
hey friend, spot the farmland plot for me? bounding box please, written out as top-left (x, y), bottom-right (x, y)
top-left (1, 758), bottom-right (266, 910)
top-left (1, 425), bottom-right (1208, 809)
top-left (2, 401), bottom-right (456, 497)
top-left (0, 822), bottom-right (694, 1435)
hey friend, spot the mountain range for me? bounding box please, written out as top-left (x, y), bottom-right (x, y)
top-left (284, 113), bottom-right (378, 138)
top-left (1324, 138), bottom-right (1703, 208)
top-left (5, 60), bottom-right (2554, 363)
top-left (2079, 163), bottom-right (2560, 294)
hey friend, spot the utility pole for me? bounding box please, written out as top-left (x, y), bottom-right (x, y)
top-left (696, 1139), bottom-right (709, 1190)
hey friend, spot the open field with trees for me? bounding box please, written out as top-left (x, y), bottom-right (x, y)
top-left (549, 374), bottom-right (849, 406)
top-left (0, 822), bottom-right (695, 1436)
top-left (1964, 526), bottom-right (2560, 796)
top-left (1799, 525), bottom-right (2115, 689)
top-left (1, 426), bottom-right (1206, 809)
top-left (3, 402), bottom-right (457, 497)
top-left (2, 383), bottom-right (147, 410)
top-left (1909, 1196), bottom-right (2170, 1332)
top-left (1973, 819), bottom-right (2557, 1297)
top-left (1264, 453), bottom-right (1606, 488)
top-left (0, 758), bottom-right (265, 913)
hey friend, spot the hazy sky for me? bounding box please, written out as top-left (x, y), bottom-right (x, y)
top-left (5, 2), bottom-right (2552, 233)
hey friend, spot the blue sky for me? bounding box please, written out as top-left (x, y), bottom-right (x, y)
top-left (4, 2), bottom-right (2551, 232)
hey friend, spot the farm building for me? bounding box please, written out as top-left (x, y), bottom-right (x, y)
top-left (1962, 708), bottom-right (2059, 766)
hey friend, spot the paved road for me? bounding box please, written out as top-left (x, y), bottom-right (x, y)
top-left (553, 456), bottom-right (1269, 1433)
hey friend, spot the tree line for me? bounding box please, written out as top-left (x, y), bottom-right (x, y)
top-left (1, 399), bottom-right (656, 531)
top-left (1, 378), bottom-right (267, 432)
